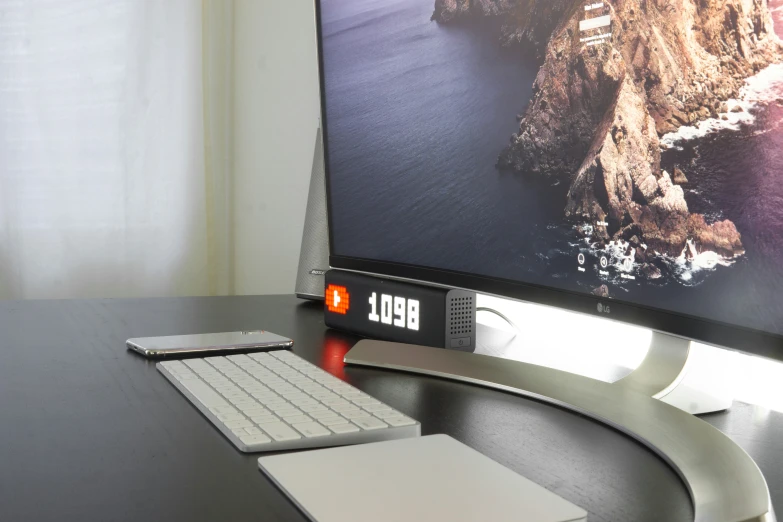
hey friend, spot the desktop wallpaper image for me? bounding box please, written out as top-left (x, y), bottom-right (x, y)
top-left (321, 0), bottom-right (783, 336)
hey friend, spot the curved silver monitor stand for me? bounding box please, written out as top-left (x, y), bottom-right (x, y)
top-left (614, 332), bottom-right (733, 414)
top-left (344, 338), bottom-right (775, 522)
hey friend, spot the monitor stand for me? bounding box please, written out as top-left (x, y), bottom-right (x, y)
top-left (613, 332), bottom-right (733, 415)
top-left (474, 317), bottom-right (733, 415)
top-left (344, 339), bottom-right (774, 522)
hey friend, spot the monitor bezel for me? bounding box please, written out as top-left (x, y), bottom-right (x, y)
top-left (312, 0), bottom-right (783, 362)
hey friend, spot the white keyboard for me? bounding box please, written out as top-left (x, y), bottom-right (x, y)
top-left (157, 350), bottom-right (421, 452)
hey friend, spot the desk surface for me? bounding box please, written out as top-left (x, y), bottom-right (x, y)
top-left (0, 295), bottom-right (780, 522)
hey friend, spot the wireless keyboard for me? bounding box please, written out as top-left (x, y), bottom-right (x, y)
top-left (157, 350), bottom-right (420, 452)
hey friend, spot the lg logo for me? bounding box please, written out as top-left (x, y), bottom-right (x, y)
top-left (597, 303), bottom-right (610, 314)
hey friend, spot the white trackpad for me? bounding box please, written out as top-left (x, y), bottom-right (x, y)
top-left (258, 434), bottom-right (587, 522)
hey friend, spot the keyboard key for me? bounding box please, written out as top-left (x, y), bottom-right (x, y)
top-left (353, 417), bottom-right (388, 431)
top-left (309, 410), bottom-right (339, 419)
top-left (352, 397), bottom-right (380, 406)
top-left (209, 405), bottom-right (237, 415)
top-left (261, 396), bottom-right (287, 407)
top-left (318, 415), bottom-right (347, 426)
top-left (281, 391), bottom-right (309, 400)
top-left (274, 408), bottom-right (303, 418)
top-left (251, 391), bottom-right (277, 400)
top-left (362, 403), bottom-right (392, 413)
top-left (339, 391), bottom-right (364, 399)
top-left (249, 413), bottom-right (277, 424)
top-left (239, 404), bottom-right (268, 415)
top-left (384, 416), bottom-right (416, 427)
top-left (240, 434), bottom-right (272, 445)
top-left (236, 397), bottom-right (262, 407)
top-left (293, 422), bottom-right (330, 438)
top-left (322, 397), bottom-right (350, 407)
top-left (373, 409), bottom-right (403, 419)
top-left (329, 423), bottom-right (360, 434)
top-left (258, 421), bottom-right (301, 441)
top-left (179, 378), bottom-right (229, 408)
top-left (290, 397), bottom-right (318, 407)
top-left (331, 403), bottom-right (360, 414)
top-left (244, 426), bottom-right (263, 435)
top-left (284, 415), bottom-right (313, 425)
top-left (160, 361), bottom-right (186, 372)
top-left (231, 426), bottom-right (251, 437)
top-left (299, 404), bottom-right (329, 413)
top-left (216, 412), bottom-right (245, 423)
top-left (224, 418), bottom-right (252, 430)
top-left (341, 410), bottom-right (371, 420)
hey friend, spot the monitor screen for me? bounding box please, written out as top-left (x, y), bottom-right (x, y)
top-left (317, 0), bottom-right (783, 342)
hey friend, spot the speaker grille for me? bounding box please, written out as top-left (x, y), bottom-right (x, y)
top-left (295, 126), bottom-right (329, 300)
top-left (448, 295), bottom-right (474, 336)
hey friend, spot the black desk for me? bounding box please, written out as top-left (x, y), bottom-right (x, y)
top-left (0, 295), bottom-right (780, 522)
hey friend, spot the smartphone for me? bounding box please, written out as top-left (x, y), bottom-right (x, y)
top-left (126, 330), bottom-right (294, 358)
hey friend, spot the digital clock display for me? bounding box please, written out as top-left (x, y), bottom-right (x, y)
top-left (324, 270), bottom-right (448, 348)
top-left (368, 292), bottom-right (419, 330)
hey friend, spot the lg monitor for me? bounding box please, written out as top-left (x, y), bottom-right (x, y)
top-left (314, 1), bottom-right (782, 520)
top-left (316, 0), bottom-right (783, 362)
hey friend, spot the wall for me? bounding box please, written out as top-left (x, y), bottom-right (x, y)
top-left (232, 0), bottom-right (321, 295)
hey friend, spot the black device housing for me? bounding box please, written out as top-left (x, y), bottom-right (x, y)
top-left (324, 270), bottom-right (476, 351)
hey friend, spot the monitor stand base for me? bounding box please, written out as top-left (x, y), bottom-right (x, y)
top-left (344, 339), bottom-right (773, 522)
top-left (614, 332), bottom-right (733, 415)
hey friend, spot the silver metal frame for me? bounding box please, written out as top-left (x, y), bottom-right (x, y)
top-left (344, 340), bottom-right (776, 522)
top-left (614, 331), bottom-right (691, 397)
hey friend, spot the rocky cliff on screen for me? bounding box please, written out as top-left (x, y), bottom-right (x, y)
top-left (433, 0), bottom-right (783, 266)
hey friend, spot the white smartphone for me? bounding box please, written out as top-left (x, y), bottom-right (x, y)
top-left (126, 330), bottom-right (294, 358)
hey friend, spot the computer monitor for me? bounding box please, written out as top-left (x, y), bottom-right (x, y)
top-left (314, 0), bottom-right (783, 362)
top-left (314, 3), bottom-right (782, 518)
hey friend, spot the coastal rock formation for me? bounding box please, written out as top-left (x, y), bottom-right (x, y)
top-left (432, 0), bottom-right (570, 50)
top-left (561, 75), bottom-right (746, 257)
top-left (431, 0), bottom-right (514, 23)
top-left (672, 167), bottom-right (688, 185)
top-left (434, 0), bottom-right (783, 263)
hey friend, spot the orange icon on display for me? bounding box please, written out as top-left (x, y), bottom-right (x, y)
top-left (326, 285), bottom-right (350, 314)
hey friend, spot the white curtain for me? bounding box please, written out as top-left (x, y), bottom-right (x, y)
top-left (0, 0), bottom-right (234, 299)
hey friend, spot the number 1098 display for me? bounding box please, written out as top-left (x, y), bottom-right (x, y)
top-left (368, 292), bottom-right (419, 331)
